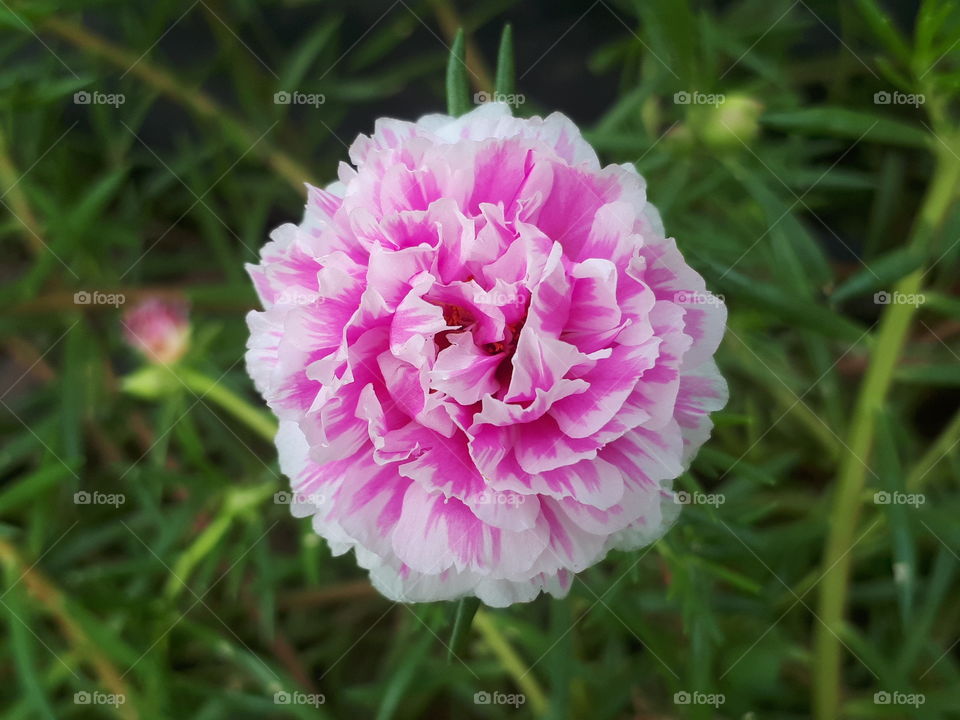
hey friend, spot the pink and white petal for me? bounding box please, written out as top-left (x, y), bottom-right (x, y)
top-left (504, 332), bottom-right (588, 405)
top-left (563, 258), bottom-right (623, 352)
top-left (513, 414), bottom-right (601, 475)
top-left (466, 490), bottom-right (541, 532)
top-left (245, 309), bottom-right (283, 397)
top-left (488, 453), bottom-right (625, 510)
top-left (600, 423), bottom-right (686, 494)
top-left (620, 303), bottom-right (692, 432)
top-left (397, 428), bottom-right (486, 500)
top-left (429, 331), bottom-right (501, 405)
top-left (675, 359), bottom-right (728, 466)
top-left (389, 285), bottom-right (450, 368)
top-left (391, 482), bottom-right (547, 578)
top-left (323, 451), bottom-right (413, 561)
top-left (549, 340), bottom-right (660, 439)
top-left (636, 236), bottom-right (726, 369)
top-left (558, 479), bottom-right (661, 535)
top-left (537, 498), bottom-right (608, 573)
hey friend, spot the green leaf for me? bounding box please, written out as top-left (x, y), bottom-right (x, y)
top-left (854, 0), bottom-right (911, 64)
top-left (494, 24), bottom-right (515, 97)
top-left (0, 464), bottom-right (73, 516)
top-left (445, 29), bottom-right (469, 117)
top-left (830, 246), bottom-right (924, 304)
top-left (761, 108), bottom-right (930, 148)
top-left (710, 264), bottom-right (870, 343)
top-left (875, 410), bottom-right (916, 626)
top-left (895, 363), bottom-right (960, 387)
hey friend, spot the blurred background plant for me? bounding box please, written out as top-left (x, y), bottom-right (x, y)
top-left (2, 0), bottom-right (960, 718)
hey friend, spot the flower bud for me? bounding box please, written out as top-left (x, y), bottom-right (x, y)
top-left (122, 298), bottom-right (190, 365)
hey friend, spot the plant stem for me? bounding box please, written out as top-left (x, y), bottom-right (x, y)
top-left (447, 596), bottom-right (481, 663)
top-left (177, 367), bottom-right (278, 443)
top-left (812, 139), bottom-right (960, 720)
top-left (473, 609), bottom-right (548, 715)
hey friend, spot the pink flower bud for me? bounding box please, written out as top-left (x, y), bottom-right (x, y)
top-left (123, 298), bottom-right (190, 365)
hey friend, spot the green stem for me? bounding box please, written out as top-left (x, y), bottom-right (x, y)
top-left (178, 367), bottom-right (278, 443)
top-left (447, 596), bottom-right (481, 663)
top-left (473, 609), bottom-right (548, 715)
top-left (812, 141), bottom-right (960, 720)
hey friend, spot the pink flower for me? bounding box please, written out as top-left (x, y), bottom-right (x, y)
top-left (123, 298), bottom-right (190, 365)
top-left (246, 103), bottom-right (727, 606)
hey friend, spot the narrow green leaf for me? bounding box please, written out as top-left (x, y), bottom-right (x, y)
top-left (854, 0), bottom-right (911, 63)
top-left (445, 29), bottom-right (470, 117)
top-left (761, 108), bottom-right (929, 148)
top-left (830, 246), bottom-right (924, 304)
top-left (875, 410), bottom-right (916, 626)
top-left (0, 464), bottom-right (72, 516)
top-left (895, 363), bottom-right (960, 387)
top-left (494, 24), bottom-right (515, 97)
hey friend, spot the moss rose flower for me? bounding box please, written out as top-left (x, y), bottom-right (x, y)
top-left (246, 103), bottom-right (727, 606)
